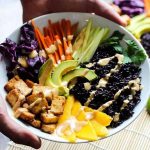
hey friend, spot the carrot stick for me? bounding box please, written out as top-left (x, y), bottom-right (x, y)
top-left (54, 51), bottom-right (60, 63)
top-left (31, 20), bottom-right (43, 49)
top-left (66, 54), bottom-right (72, 60)
top-left (66, 20), bottom-right (72, 35)
top-left (43, 27), bottom-right (48, 36)
top-left (47, 28), bottom-right (54, 42)
top-left (144, 0), bottom-right (150, 16)
top-left (55, 35), bottom-right (65, 60)
top-left (61, 19), bottom-right (67, 37)
top-left (46, 36), bottom-right (52, 46)
top-left (58, 20), bottom-right (73, 60)
top-left (36, 27), bottom-right (47, 49)
top-left (48, 54), bottom-right (56, 64)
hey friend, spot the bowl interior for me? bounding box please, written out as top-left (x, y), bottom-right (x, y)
top-left (0, 12), bottom-right (150, 143)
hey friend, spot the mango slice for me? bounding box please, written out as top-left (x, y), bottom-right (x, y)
top-left (76, 121), bottom-right (97, 141)
top-left (90, 120), bottom-right (108, 137)
top-left (62, 126), bottom-right (76, 143)
top-left (76, 109), bottom-right (86, 121)
top-left (58, 96), bottom-right (75, 124)
top-left (71, 100), bottom-right (82, 116)
top-left (94, 110), bottom-right (112, 126)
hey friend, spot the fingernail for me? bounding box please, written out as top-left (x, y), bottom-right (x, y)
top-left (30, 137), bottom-right (41, 149)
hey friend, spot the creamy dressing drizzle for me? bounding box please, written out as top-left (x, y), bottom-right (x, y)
top-left (97, 54), bottom-right (124, 88)
top-left (55, 107), bottom-right (94, 136)
top-left (112, 78), bottom-right (141, 122)
top-left (98, 100), bottom-right (114, 111)
top-left (84, 91), bottom-right (96, 106)
top-left (97, 77), bottom-right (141, 122)
top-left (84, 54), bottom-right (124, 106)
top-left (56, 117), bottom-right (87, 136)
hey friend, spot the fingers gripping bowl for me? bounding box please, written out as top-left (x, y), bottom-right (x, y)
top-left (0, 13), bottom-right (150, 143)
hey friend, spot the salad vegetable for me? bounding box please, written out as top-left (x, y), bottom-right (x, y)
top-left (73, 19), bottom-right (109, 63)
top-left (0, 17), bottom-right (147, 142)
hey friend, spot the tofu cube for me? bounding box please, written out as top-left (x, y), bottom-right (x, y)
top-left (5, 75), bottom-right (32, 96)
top-left (30, 119), bottom-right (41, 128)
top-left (32, 85), bottom-right (52, 101)
top-left (6, 89), bottom-right (25, 107)
top-left (40, 112), bottom-right (58, 124)
top-left (14, 107), bottom-right (35, 122)
top-left (41, 124), bottom-right (56, 134)
top-left (51, 99), bottom-right (65, 115)
top-left (26, 93), bottom-right (44, 105)
top-left (29, 97), bottom-right (48, 114)
top-left (25, 79), bottom-right (37, 88)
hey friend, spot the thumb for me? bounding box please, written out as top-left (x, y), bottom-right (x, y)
top-left (0, 115), bottom-right (41, 149)
top-left (94, 0), bottom-right (127, 26)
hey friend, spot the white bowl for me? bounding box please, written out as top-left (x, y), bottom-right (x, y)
top-left (0, 12), bottom-right (150, 143)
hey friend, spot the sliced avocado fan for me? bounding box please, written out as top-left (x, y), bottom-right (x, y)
top-left (62, 68), bottom-right (97, 85)
top-left (38, 58), bottom-right (54, 85)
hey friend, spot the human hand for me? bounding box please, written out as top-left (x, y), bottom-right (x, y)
top-left (0, 95), bottom-right (41, 149)
top-left (21, 0), bottom-right (126, 26)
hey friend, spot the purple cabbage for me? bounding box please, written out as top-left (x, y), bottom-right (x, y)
top-left (0, 38), bottom-right (17, 64)
top-left (113, 0), bottom-right (145, 17)
top-left (17, 24), bottom-right (39, 55)
top-left (0, 23), bottom-right (46, 82)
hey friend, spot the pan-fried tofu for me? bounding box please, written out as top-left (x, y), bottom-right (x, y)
top-left (25, 79), bottom-right (37, 88)
top-left (30, 119), bottom-right (41, 128)
top-left (4, 75), bottom-right (20, 91)
top-left (41, 112), bottom-right (59, 124)
top-left (29, 97), bottom-right (48, 114)
top-left (5, 76), bottom-right (32, 96)
top-left (52, 96), bottom-right (66, 101)
top-left (6, 89), bottom-right (25, 107)
top-left (50, 99), bottom-right (65, 115)
top-left (41, 124), bottom-right (56, 134)
top-left (32, 85), bottom-right (52, 101)
top-left (14, 107), bottom-right (35, 122)
top-left (26, 93), bottom-right (44, 105)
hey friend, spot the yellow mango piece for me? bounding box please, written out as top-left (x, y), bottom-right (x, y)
top-left (71, 101), bottom-right (82, 116)
top-left (63, 132), bottom-right (76, 143)
top-left (62, 129), bottom-right (76, 143)
top-left (76, 109), bottom-right (86, 121)
top-left (58, 96), bottom-right (75, 124)
top-left (90, 120), bottom-right (108, 137)
top-left (94, 110), bottom-right (112, 126)
top-left (76, 121), bottom-right (98, 141)
top-left (84, 106), bottom-right (94, 112)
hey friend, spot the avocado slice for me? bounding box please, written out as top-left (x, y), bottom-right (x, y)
top-left (62, 68), bottom-right (97, 85)
top-left (134, 24), bottom-right (150, 39)
top-left (38, 58), bottom-right (54, 85)
top-left (45, 78), bottom-right (69, 96)
top-left (51, 60), bottom-right (78, 85)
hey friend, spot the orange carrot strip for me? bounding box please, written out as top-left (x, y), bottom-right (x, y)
top-left (31, 20), bottom-right (43, 49)
top-left (66, 54), bottom-right (72, 60)
top-left (144, 0), bottom-right (150, 16)
top-left (35, 28), bottom-right (43, 49)
top-left (59, 20), bottom-right (72, 60)
top-left (48, 54), bottom-right (56, 64)
top-left (66, 20), bottom-right (72, 35)
top-left (47, 28), bottom-right (54, 42)
top-left (54, 51), bottom-right (60, 63)
top-left (46, 36), bottom-right (52, 46)
top-left (55, 35), bottom-right (65, 60)
top-left (36, 27), bottom-right (47, 49)
top-left (61, 19), bottom-right (67, 37)
top-left (43, 27), bottom-right (48, 36)
top-left (44, 37), bottom-right (49, 48)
